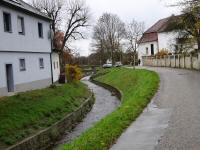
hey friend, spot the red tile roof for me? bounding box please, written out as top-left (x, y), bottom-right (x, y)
top-left (139, 32), bottom-right (158, 43)
top-left (139, 15), bottom-right (181, 44)
top-left (145, 17), bottom-right (171, 33)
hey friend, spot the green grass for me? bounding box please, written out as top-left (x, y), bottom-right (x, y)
top-left (60, 68), bottom-right (159, 150)
top-left (0, 82), bottom-right (90, 146)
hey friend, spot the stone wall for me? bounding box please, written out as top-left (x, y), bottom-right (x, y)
top-left (142, 53), bottom-right (200, 70)
top-left (7, 94), bottom-right (95, 150)
top-left (90, 77), bottom-right (122, 101)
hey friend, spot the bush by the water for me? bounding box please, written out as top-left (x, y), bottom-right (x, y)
top-left (65, 64), bottom-right (83, 83)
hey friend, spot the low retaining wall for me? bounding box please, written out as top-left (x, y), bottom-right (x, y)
top-left (90, 76), bottom-right (122, 101)
top-left (142, 53), bottom-right (200, 70)
top-left (7, 94), bottom-right (95, 150)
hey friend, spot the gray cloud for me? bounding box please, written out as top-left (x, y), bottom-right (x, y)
top-left (75, 0), bottom-right (181, 56)
top-left (25, 0), bottom-right (181, 56)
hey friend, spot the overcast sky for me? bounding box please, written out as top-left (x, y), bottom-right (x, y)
top-left (26, 0), bottom-right (181, 56)
top-left (72, 0), bottom-right (181, 56)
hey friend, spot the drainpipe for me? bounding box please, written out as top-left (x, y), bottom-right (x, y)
top-left (198, 53), bottom-right (200, 69)
top-left (49, 24), bottom-right (54, 84)
top-left (50, 54), bottom-right (54, 84)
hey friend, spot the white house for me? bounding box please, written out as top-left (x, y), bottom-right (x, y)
top-left (0, 0), bottom-right (60, 96)
top-left (138, 15), bottom-right (182, 65)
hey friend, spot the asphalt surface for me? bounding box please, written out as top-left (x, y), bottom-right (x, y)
top-left (111, 67), bottom-right (200, 150)
top-left (54, 76), bottom-right (120, 149)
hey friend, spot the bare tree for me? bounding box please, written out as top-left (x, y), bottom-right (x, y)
top-left (169, 0), bottom-right (200, 7)
top-left (32, 0), bottom-right (90, 72)
top-left (126, 19), bottom-right (145, 67)
top-left (92, 19), bottom-right (107, 65)
top-left (32, 0), bottom-right (63, 34)
top-left (168, 0), bottom-right (200, 53)
top-left (59, 0), bottom-right (90, 71)
top-left (93, 13), bottom-right (126, 65)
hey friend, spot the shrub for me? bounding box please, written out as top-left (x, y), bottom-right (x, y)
top-left (156, 49), bottom-right (170, 58)
top-left (49, 84), bottom-right (57, 89)
top-left (65, 64), bottom-right (83, 83)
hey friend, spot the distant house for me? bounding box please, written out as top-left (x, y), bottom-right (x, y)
top-left (0, 0), bottom-right (60, 96)
top-left (138, 15), bottom-right (187, 65)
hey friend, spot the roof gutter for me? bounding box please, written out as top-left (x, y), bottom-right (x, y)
top-left (1, 1), bottom-right (52, 21)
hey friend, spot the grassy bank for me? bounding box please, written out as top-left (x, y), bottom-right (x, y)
top-left (60, 68), bottom-right (159, 150)
top-left (0, 82), bottom-right (90, 146)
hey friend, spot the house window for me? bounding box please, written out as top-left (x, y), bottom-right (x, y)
top-left (18, 16), bottom-right (25, 35)
top-left (38, 22), bottom-right (43, 38)
top-left (57, 61), bottom-right (59, 69)
top-left (3, 12), bottom-right (12, 32)
top-left (53, 62), bottom-right (56, 69)
top-left (146, 47), bottom-right (148, 55)
top-left (19, 59), bottom-right (26, 71)
top-left (39, 58), bottom-right (44, 69)
top-left (151, 44), bottom-right (154, 55)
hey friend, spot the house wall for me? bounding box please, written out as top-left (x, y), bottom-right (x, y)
top-left (0, 5), bottom-right (51, 53)
top-left (51, 52), bottom-right (60, 83)
top-left (138, 41), bottom-right (159, 64)
top-left (157, 32), bottom-right (178, 51)
top-left (0, 52), bottom-right (52, 96)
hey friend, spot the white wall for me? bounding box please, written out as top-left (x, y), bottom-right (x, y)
top-left (51, 52), bottom-right (60, 83)
top-left (0, 52), bottom-right (52, 89)
top-left (0, 5), bottom-right (51, 53)
top-left (158, 32), bottom-right (178, 52)
top-left (138, 41), bottom-right (159, 62)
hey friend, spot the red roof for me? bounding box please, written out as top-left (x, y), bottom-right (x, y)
top-left (139, 32), bottom-right (158, 43)
top-left (145, 17), bottom-right (171, 33)
top-left (139, 15), bottom-right (180, 44)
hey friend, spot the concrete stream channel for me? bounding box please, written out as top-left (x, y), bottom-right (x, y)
top-left (53, 76), bottom-right (121, 149)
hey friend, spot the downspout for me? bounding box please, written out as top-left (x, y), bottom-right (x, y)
top-left (157, 32), bottom-right (160, 53)
top-left (50, 54), bottom-right (54, 84)
top-left (49, 24), bottom-right (54, 84)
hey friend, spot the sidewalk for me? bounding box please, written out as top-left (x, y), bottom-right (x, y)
top-left (110, 101), bottom-right (171, 150)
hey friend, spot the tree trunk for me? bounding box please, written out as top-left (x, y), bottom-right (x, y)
top-left (133, 54), bottom-right (135, 69)
top-left (197, 40), bottom-right (200, 52)
top-left (60, 39), bottom-right (67, 73)
top-left (111, 48), bottom-right (114, 66)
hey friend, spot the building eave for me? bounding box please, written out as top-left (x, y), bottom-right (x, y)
top-left (1, 1), bottom-right (52, 22)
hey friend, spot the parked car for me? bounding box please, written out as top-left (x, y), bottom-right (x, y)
top-left (103, 63), bottom-right (112, 68)
top-left (114, 62), bottom-right (122, 67)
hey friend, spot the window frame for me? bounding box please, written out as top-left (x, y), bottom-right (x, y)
top-left (38, 22), bottom-right (43, 38)
top-left (56, 61), bottom-right (59, 69)
top-left (17, 16), bottom-right (25, 35)
top-left (3, 12), bottom-right (12, 33)
top-left (146, 47), bottom-right (149, 55)
top-left (39, 58), bottom-right (44, 69)
top-left (53, 62), bottom-right (56, 70)
top-left (19, 58), bottom-right (26, 71)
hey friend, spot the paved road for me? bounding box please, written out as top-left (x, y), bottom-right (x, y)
top-left (54, 76), bottom-right (120, 149)
top-left (111, 67), bottom-right (200, 150)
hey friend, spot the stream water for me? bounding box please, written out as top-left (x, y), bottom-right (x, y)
top-left (53, 76), bottom-right (120, 149)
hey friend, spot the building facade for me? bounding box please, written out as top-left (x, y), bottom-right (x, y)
top-left (0, 0), bottom-right (60, 96)
top-left (138, 15), bottom-right (180, 65)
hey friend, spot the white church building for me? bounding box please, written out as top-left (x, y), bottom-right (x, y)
top-left (0, 0), bottom-right (60, 96)
top-left (138, 15), bottom-right (181, 64)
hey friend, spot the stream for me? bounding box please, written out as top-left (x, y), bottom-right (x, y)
top-left (54, 76), bottom-right (120, 149)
